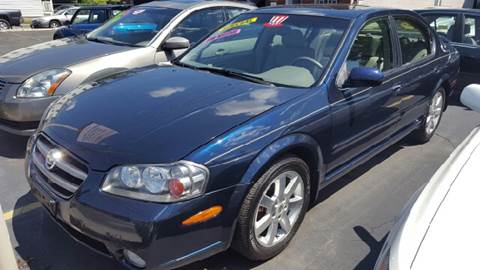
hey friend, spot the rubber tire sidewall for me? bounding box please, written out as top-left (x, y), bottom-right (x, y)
top-left (233, 156), bottom-right (311, 261)
top-left (409, 87), bottom-right (446, 144)
top-left (49, 20), bottom-right (60, 28)
top-left (0, 19), bottom-right (11, 30)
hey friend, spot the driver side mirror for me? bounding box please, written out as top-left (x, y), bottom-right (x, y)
top-left (64, 20), bottom-right (71, 26)
top-left (344, 67), bottom-right (384, 88)
top-left (162, 37), bottom-right (190, 51)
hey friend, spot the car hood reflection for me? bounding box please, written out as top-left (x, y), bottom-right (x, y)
top-left (41, 66), bottom-right (309, 171)
top-left (0, 37), bottom-right (132, 83)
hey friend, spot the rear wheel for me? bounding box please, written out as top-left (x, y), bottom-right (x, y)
top-left (0, 19), bottom-right (11, 30)
top-left (233, 156), bottom-right (310, 260)
top-left (409, 87), bottom-right (446, 144)
top-left (49, 20), bottom-right (60, 28)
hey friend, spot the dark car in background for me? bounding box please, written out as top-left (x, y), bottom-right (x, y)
top-left (26, 6), bottom-right (459, 270)
top-left (0, 9), bottom-right (22, 30)
top-left (418, 8), bottom-right (480, 92)
top-left (53, 5), bottom-right (130, 39)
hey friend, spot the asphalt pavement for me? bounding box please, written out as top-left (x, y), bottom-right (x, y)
top-left (1, 31), bottom-right (479, 270)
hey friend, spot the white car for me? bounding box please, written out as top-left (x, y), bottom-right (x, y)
top-left (375, 84), bottom-right (480, 270)
top-left (30, 7), bottom-right (79, 28)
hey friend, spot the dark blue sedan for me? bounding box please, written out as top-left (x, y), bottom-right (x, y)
top-left (25, 5), bottom-right (459, 270)
top-left (417, 8), bottom-right (480, 92)
top-left (53, 5), bottom-right (130, 39)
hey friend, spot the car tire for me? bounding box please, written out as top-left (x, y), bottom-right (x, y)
top-left (233, 156), bottom-right (311, 261)
top-left (49, 20), bottom-right (60, 28)
top-left (409, 87), bottom-right (446, 144)
top-left (0, 19), bottom-right (11, 30)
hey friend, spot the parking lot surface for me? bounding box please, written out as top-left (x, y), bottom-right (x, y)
top-left (1, 31), bottom-right (479, 270)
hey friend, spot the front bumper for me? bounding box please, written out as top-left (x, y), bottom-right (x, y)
top-left (31, 20), bottom-right (50, 28)
top-left (0, 82), bottom-right (55, 135)
top-left (25, 149), bottom-right (248, 270)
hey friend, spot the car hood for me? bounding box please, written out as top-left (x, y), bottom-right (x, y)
top-left (388, 127), bottom-right (480, 270)
top-left (41, 66), bottom-right (307, 171)
top-left (410, 127), bottom-right (480, 270)
top-left (0, 38), bottom-right (132, 83)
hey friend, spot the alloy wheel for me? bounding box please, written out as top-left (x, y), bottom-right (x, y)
top-left (425, 91), bottom-right (444, 135)
top-left (0, 22), bottom-right (9, 30)
top-left (253, 171), bottom-right (304, 247)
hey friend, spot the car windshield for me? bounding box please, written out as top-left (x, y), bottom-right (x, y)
top-left (87, 7), bottom-right (181, 47)
top-left (178, 13), bottom-right (350, 88)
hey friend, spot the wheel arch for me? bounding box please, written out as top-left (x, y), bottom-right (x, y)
top-left (0, 15), bottom-right (11, 25)
top-left (239, 133), bottom-right (325, 205)
top-left (434, 73), bottom-right (452, 110)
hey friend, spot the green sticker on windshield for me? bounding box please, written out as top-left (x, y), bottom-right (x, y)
top-left (219, 17), bottom-right (257, 32)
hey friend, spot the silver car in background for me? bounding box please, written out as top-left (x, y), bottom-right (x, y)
top-left (0, 0), bottom-right (254, 136)
top-left (31, 7), bottom-right (79, 28)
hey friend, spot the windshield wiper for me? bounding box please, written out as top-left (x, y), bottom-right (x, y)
top-left (87, 37), bottom-right (141, 47)
top-left (196, 66), bottom-right (274, 86)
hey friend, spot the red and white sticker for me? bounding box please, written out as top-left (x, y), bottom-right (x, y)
top-left (264, 15), bottom-right (289, 28)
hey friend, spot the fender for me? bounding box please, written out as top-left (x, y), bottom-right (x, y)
top-left (239, 133), bottom-right (326, 201)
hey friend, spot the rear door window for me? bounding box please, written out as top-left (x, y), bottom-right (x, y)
top-left (422, 14), bottom-right (458, 42)
top-left (463, 15), bottom-right (480, 46)
top-left (90, 9), bottom-right (108, 24)
top-left (395, 17), bottom-right (432, 65)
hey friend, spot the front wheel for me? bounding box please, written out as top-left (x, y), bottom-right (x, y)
top-left (409, 87), bottom-right (446, 144)
top-left (49, 20), bottom-right (60, 28)
top-left (0, 19), bottom-right (11, 30)
top-left (233, 156), bottom-right (310, 261)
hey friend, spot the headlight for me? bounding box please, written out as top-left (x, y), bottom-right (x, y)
top-left (101, 161), bottom-right (209, 202)
top-left (17, 69), bottom-right (71, 98)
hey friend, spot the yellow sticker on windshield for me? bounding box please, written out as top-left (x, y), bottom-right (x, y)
top-left (219, 17), bottom-right (257, 32)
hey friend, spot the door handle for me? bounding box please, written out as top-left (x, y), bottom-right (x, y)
top-left (392, 85), bottom-right (402, 95)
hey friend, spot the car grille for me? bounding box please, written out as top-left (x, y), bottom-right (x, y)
top-left (0, 80), bottom-right (6, 91)
top-left (31, 134), bottom-right (89, 199)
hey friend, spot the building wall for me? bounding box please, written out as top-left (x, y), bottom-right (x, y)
top-left (357, 0), bottom-right (475, 8)
top-left (0, 0), bottom-right (49, 17)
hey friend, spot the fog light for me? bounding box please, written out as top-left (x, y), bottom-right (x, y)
top-left (123, 249), bottom-right (146, 268)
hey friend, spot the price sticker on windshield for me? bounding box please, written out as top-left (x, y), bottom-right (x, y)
top-left (132, 9), bottom-right (145, 15)
top-left (219, 17), bottom-right (257, 32)
top-left (206, 29), bottom-right (241, 43)
top-left (264, 15), bottom-right (289, 28)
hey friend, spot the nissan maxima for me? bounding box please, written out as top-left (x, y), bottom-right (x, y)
top-left (26, 6), bottom-right (459, 270)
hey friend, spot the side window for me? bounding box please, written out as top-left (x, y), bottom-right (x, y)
top-left (395, 18), bottom-right (432, 64)
top-left (346, 18), bottom-right (394, 72)
top-left (225, 8), bottom-right (248, 20)
top-left (170, 8), bottom-right (225, 45)
top-left (90, 9), bottom-right (108, 24)
top-left (463, 15), bottom-right (480, 46)
top-left (65, 9), bottom-right (76, 16)
top-left (72, 9), bottom-right (90, 24)
top-left (423, 14), bottom-right (457, 41)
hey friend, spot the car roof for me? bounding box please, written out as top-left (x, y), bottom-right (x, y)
top-left (77, 5), bottom-right (130, 10)
top-left (252, 4), bottom-right (401, 19)
top-left (416, 7), bottom-right (480, 13)
top-left (138, 0), bottom-right (254, 10)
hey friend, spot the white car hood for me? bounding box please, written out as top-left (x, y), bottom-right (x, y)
top-left (390, 127), bottom-right (480, 270)
top-left (412, 127), bottom-right (480, 269)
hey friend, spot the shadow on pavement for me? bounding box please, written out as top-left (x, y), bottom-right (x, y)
top-left (12, 193), bottom-right (121, 270)
top-left (0, 131), bottom-right (29, 159)
top-left (353, 226), bottom-right (388, 270)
